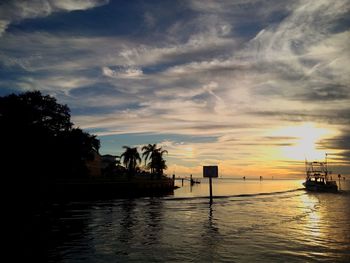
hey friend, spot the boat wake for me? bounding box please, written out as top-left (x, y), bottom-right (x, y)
top-left (164, 188), bottom-right (305, 202)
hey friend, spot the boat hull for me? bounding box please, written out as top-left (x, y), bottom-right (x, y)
top-left (303, 180), bottom-right (338, 192)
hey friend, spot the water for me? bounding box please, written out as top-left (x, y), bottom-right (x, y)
top-left (26, 179), bottom-right (350, 262)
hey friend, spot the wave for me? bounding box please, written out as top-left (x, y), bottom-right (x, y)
top-left (163, 188), bottom-right (305, 201)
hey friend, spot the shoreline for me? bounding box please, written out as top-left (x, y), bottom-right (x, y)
top-left (39, 177), bottom-right (177, 199)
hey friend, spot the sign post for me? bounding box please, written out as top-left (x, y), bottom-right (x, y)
top-left (203, 166), bottom-right (218, 203)
top-left (209, 177), bottom-right (213, 202)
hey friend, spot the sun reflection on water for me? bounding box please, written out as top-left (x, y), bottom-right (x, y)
top-left (296, 193), bottom-right (331, 256)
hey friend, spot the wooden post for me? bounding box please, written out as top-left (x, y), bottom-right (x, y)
top-left (209, 177), bottom-right (213, 203)
top-left (189, 174), bottom-right (193, 192)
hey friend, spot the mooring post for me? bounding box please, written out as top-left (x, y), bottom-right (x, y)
top-left (338, 174), bottom-right (341, 190)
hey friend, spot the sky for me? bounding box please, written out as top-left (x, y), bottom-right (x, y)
top-left (0, 0), bottom-right (349, 178)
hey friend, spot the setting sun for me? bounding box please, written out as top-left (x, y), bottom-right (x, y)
top-left (270, 123), bottom-right (336, 161)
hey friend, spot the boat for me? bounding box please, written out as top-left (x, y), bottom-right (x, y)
top-left (303, 155), bottom-right (338, 192)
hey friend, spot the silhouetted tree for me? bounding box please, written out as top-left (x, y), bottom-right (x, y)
top-left (142, 144), bottom-right (168, 178)
top-left (152, 148), bottom-right (168, 178)
top-left (0, 90), bottom-right (72, 133)
top-left (0, 91), bottom-right (100, 182)
top-left (120, 146), bottom-right (141, 178)
top-left (57, 128), bottom-right (100, 177)
top-left (142, 143), bottom-right (157, 173)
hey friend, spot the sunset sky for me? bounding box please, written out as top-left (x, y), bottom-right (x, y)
top-left (1, 0), bottom-right (349, 177)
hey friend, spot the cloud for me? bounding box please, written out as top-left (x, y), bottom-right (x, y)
top-left (0, 20), bottom-right (9, 35)
top-left (1, 0), bottom-right (347, 121)
top-left (102, 66), bottom-right (143, 79)
top-left (143, 12), bottom-right (156, 28)
top-left (0, 30), bottom-right (237, 74)
top-left (162, 58), bottom-right (248, 76)
top-left (13, 74), bottom-right (98, 95)
top-left (0, 0), bottom-right (349, 176)
top-left (0, 0), bottom-right (109, 36)
top-left (248, 108), bottom-right (350, 126)
top-left (0, 33), bottom-right (130, 71)
top-left (51, 0), bottom-right (108, 10)
top-left (319, 130), bottom-right (350, 174)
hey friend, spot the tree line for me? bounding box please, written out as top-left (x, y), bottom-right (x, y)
top-left (0, 91), bottom-right (168, 182)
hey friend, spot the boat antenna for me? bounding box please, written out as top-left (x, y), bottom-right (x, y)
top-left (305, 157), bottom-right (309, 179)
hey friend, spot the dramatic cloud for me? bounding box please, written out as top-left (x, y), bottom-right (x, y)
top-left (0, 0), bottom-right (349, 177)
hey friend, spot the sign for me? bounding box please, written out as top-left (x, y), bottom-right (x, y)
top-left (203, 166), bottom-right (218, 178)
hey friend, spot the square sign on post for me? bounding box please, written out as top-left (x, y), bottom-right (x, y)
top-left (203, 166), bottom-right (218, 178)
top-left (203, 166), bottom-right (218, 203)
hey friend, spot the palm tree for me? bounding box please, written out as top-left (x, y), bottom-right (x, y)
top-left (152, 149), bottom-right (168, 178)
top-left (120, 146), bottom-right (141, 177)
top-left (142, 144), bottom-right (168, 178)
top-left (142, 143), bottom-right (157, 172)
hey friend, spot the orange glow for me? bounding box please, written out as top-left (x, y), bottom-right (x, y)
top-left (165, 123), bottom-right (343, 178)
top-left (269, 123), bottom-right (336, 161)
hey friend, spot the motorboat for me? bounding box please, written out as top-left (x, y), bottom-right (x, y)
top-left (303, 154), bottom-right (338, 192)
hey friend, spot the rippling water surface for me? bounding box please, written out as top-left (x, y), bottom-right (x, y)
top-left (31, 179), bottom-right (350, 262)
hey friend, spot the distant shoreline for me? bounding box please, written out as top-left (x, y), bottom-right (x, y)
top-left (39, 176), bottom-right (176, 199)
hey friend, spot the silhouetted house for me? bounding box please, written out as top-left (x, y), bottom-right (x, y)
top-left (86, 151), bottom-right (102, 176)
top-left (86, 154), bottom-right (125, 177)
top-left (101, 154), bottom-right (117, 169)
top-left (101, 154), bottom-right (120, 176)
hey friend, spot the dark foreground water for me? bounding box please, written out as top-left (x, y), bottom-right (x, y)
top-left (27, 179), bottom-right (350, 262)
